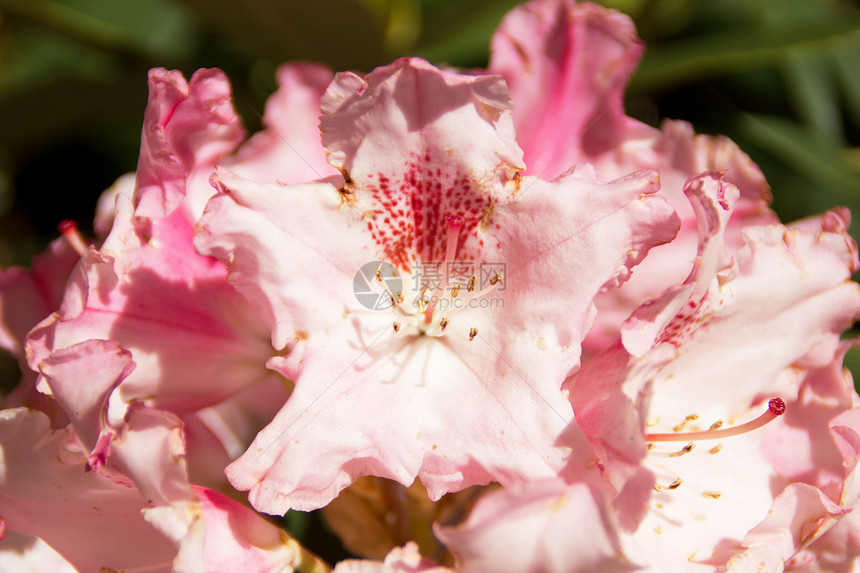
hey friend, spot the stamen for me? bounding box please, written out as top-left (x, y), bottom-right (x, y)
top-left (450, 284), bottom-right (461, 298)
top-left (708, 444), bottom-right (723, 455)
top-left (375, 267), bottom-right (383, 282)
top-left (702, 491), bottom-right (721, 499)
top-left (467, 275), bottom-right (477, 293)
top-left (59, 219), bottom-right (87, 255)
top-left (444, 216), bottom-right (462, 264)
top-left (673, 415), bottom-right (699, 433)
top-left (653, 478), bottom-right (683, 493)
top-left (489, 272), bottom-right (503, 286)
top-left (389, 291), bottom-right (405, 308)
top-left (469, 327), bottom-right (478, 341)
top-left (646, 398), bottom-right (785, 442)
top-left (649, 443), bottom-right (695, 457)
top-left (392, 322), bottom-right (401, 333)
top-left (439, 317), bottom-right (448, 331)
top-left (416, 288), bottom-right (428, 313)
top-left (424, 216), bottom-right (462, 323)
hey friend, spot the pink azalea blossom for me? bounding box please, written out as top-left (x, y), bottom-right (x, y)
top-left (567, 173), bottom-right (860, 569)
top-left (1, 64), bottom-right (316, 569)
top-left (3, 0), bottom-right (859, 569)
top-left (25, 67), bottom-right (277, 417)
top-left (0, 350), bottom-right (201, 571)
top-left (434, 172), bottom-right (860, 572)
top-left (195, 56), bottom-right (679, 514)
top-left (1, 342), bottom-right (306, 572)
top-left (488, 0), bottom-right (778, 357)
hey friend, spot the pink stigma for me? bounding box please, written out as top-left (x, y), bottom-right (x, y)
top-left (424, 214), bottom-right (463, 323)
top-left (768, 397), bottom-right (786, 416)
top-left (59, 219), bottom-right (88, 256)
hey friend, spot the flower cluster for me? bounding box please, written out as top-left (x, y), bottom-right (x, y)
top-left (2, 1), bottom-right (859, 571)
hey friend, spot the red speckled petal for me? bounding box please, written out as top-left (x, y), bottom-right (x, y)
top-left (198, 58), bottom-right (682, 515)
top-left (320, 57), bottom-right (524, 270)
top-left (636, 213), bottom-right (860, 426)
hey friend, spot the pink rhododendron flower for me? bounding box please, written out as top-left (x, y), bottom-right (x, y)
top-left (26, 68), bottom-right (279, 417)
top-left (1, 342), bottom-right (306, 572)
top-left (433, 173), bottom-right (860, 572)
top-left (195, 56), bottom-right (679, 514)
top-left (0, 386), bottom-right (200, 571)
top-left (2, 0), bottom-right (859, 570)
top-left (1, 64), bottom-right (318, 569)
top-left (566, 174), bottom-right (860, 569)
top-left (488, 0), bottom-right (778, 357)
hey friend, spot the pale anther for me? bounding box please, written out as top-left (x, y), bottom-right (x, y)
top-left (673, 414), bottom-right (699, 433)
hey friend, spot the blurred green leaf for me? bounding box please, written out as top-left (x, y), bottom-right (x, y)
top-left (359, 0), bottom-right (422, 55)
top-left (781, 48), bottom-right (842, 139)
top-left (175, 0), bottom-right (388, 71)
top-left (833, 36), bottom-right (860, 130)
top-left (738, 112), bottom-right (860, 202)
top-left (414, 0), bottom-right (519, 66)
top-left (0, 0), bottom-right (199, 60)
top-left (633, 22), bottom-right (860, 92)
top-left (0, 21), bottom-right (117, 95)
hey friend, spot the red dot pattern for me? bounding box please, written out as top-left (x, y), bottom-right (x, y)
top-left (657, 294), bottom-right (715, 348)
top-left (361, 150), bottom-right (492, 271)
